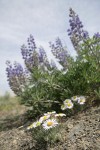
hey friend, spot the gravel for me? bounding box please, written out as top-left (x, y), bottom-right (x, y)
top-left (0, 106), bottom-right (100, 150)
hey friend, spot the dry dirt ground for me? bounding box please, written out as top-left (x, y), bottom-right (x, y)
top-left (0, 105), bottom-right (100, 150)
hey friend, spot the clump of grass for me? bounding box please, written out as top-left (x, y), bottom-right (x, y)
top-left (0, 92), bottom-right (27, 119)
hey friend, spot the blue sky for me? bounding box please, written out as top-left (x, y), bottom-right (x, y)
top-left (0, 0), bottom-right (100, 95)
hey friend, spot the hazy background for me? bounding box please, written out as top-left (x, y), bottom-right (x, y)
top-left (0, 0), bottom-right (100, 95)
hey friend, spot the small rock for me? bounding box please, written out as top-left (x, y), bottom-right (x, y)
top-left (67, 123), bottom-right (73, 129)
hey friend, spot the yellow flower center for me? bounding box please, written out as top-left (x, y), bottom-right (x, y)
top-left (47, 121), bottom-right (53, 126)
top-left (36, 122), bottom-right (41, 126)
top-left (43, 116), bottom-right (48, 120)
top-left (67, 103), bottom-right (71, 107)
top-left (73, 96), bottom-right (77, 99)
top-left (80, 99), bottom-right (85, 102)
top-left (65, 99), bottom-right (69, 103)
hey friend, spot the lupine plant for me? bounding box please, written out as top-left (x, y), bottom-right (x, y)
top-left (6, 8), bottom-right (100, 118)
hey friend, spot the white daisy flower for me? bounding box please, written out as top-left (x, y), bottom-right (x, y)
top-left (64, 99), bottom-right (72, 104)
top-left (44, 111), bottom-right (56, 116)
top-left (71, 96), bottom-right (78, 102)
top-left (66, 102), bottom-right (73, 109)
top-left (78, 96), bottom-right (86, 105)
top-left (42, 119), bottom-right (58, 130)
top-left (27, 121), bottom-right (41, 130)
top-left (39, 115), bottom-right (50, 123)
top-left (55, 113), bottom-right (66, 117)
top-left (61, 104), bottom-right (67, 110)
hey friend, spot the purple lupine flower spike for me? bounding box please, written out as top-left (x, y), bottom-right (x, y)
top-left (50, 37), bottom-right (70, 69)
top-left (38, 47), bottom-right (50, 69)
top-left (21, 35), bottom-right (51, 71)
top-left (38, 47), bottom-right (46, 63)
top-left (21, 35), bottom-right (39, 70)
top-left (6, 61), bottom-right (29, 96)
top-left (67, 8), bottom-right (89, 53)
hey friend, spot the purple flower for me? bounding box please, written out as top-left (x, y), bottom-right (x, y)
top-left (67, 8), bottom-right (89, 53)
top-left (82, 31), bottom-right (89, 39)
top-left (38, 47), bottom-right (50, 69)
top-left (50, 37), bottom-right (70, 69)
top-left (93, 32), bottom-right (100, 38)
top-left (21, 35), bottom-right (39, 70)
top-left (21, 35), bottom-right (51, 71)
top-left (38, 47), bottom-right (46, 63)
top-left (6, 61), bottom-right (29, 95)
top-left (27, 34), bottom-right (37, 50)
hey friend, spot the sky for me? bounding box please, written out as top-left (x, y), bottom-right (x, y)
top-left (0, 0), bottom-right (100, 95)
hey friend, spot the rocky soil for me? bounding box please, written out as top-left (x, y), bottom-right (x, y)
top-left (0, 106), bottom-right (100, 150)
